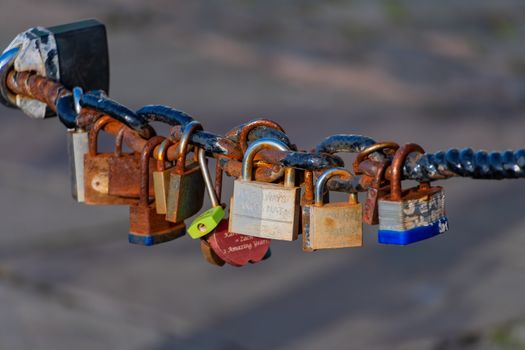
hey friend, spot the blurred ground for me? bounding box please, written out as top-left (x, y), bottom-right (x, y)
top-left (1, 1), bottom-right (525, 349)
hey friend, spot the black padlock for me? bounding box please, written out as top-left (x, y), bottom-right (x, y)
top-left (0, 19), bottom-right (109, 117)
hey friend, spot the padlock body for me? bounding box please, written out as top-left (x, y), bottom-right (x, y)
top-left (129, 203), bottom-right (186, 246)
top-left (208, 220), bottom-right (271, 267)
top-left (153, 169), bottom-right (171, 214)
top-left (200, 239), bottom-right (226, 267)
top-left (67, 130), bottom-right (88, 202)
top-left (108, 153), bottom-right (155, 198)
top-left (48, 20), bottom-right (110, 94)
top-left (229, 180), bottom-right (300, 241)
top-left (378, 186), bottom-right (448, 245)
top-left (363, 185), bottom-right (390, 225)
top-left (84, 153), bottom-right (136, 205)
top-left (165, 161), bottom-right (205, 223)
top-left (303, 202), bottom-right (363, 250)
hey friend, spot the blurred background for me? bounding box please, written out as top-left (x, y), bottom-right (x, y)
top-left (1, 1), bottom-right (525, 349)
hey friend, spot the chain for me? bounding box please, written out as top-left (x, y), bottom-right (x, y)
top-left (6, 70), bottom-right (525, 191)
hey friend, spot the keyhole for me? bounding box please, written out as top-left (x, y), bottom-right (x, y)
top-left (198, 223), bottom-right (207, 232)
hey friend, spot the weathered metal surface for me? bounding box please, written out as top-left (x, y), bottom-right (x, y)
top-left (83, 116), bottom-right (136, 205)
top-left (137, 105), bottom-right (194, 128)
top-left (378, 144), bottom-right (448, 245)
top-left (165, 122), bottom-right (205, 223)
top-left (7, 70), bottom-right (68, 112)
top-left (128, 136), bottom-right (185, 246)
top-left (107, 126), bottom-right (156, 198)
top-left (303, 168), bottom-right (362, 251)
top-left (152, 139), bottom-right (174, 214)
top-left (315, 134), bottom-right (376, 154)
top-left (67, 129), bottom-right (88, 202)
top-left (238, 119), bottom-right (286, 153)
top-left (353, 141), bottom-right (398, 175)
top-left (230, 139), bottom-right (300, 241)
top-left (362, 160), bottom-right (390, 225)
top-left (1, 25), bottom-right (59, 116)
top-left (80, 92), bottom-right (155, 139)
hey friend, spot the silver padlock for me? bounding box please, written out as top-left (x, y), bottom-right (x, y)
top-left (229, 138), bottom-right (300, 241)
top-left (66, 87), bottom-right (88, 202)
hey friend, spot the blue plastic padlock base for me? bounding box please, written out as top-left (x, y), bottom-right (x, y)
top-left (378, 218), bottom-right (448, 245)
top-left (128, 230), bottom-right (186, 246)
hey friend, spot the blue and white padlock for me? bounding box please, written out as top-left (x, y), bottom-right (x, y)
top-left (377, 143), bottom-right (448, 245)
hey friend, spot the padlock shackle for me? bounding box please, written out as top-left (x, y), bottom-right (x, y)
top-left (88, 115), bottom-right (114, 156)
top-left (390, 143), bottom-right (426, 201)
top-left (140, 136), bottom-right (166, 207)
top-left (314, 168), bottom-right (353, 206)
top-left (0, 46), bottom-right (19, 108)
top-left (241, 138), bottom-right (294, 186)
top-left (155, 138), bottom-right (173, 172)
top-left (114, 124), bottom-right (129, 157)
top-left (238, 119), bottom-right (286, 154)
top-left (353, 141), bottom-right (399, 175)
top-left (198, 148), bottom-right (220, 208)
top-left (372, 160), bottom-right (391, 188)
top-left (175, 121), bottom-right (203, 173)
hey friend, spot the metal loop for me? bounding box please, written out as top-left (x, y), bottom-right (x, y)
top-left (0, 47), bottom-right (20, 108)
top-left (314, 168), bottom-right (353, 205)
top-left (81, 92), bottom-right (155, 139)
top-left (137, 105), bottom-right (194, 128)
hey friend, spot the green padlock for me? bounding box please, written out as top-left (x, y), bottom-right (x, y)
top-left (188, 148), bottom-right (225, 239)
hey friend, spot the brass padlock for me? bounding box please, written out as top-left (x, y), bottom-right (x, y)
top-left (129, 136), bottom-right (186, 246)
top-left (108, 126), bottom-right (155, 198)
top-left (229, 138), bottom-right (300, 241)
top-left (165, 121), bottom-right (205, 223)
top-left (302, 168), bottom-right (363, 251)
top-left (378, 143), bottom-right (449, 245)
top-left (153, 138), bottom-right (175, 214)
top-left (84, 116), bottom-right (136, 205)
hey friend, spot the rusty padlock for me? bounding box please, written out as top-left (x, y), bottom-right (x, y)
top-left (302, 168), bottom-right (362, 251)
top-left (353, 142), bottom-right (399, 225)
top-left (378, 143), bottom-right (449, 245)
top-left (229, 138), bottom-right (300, 241)
top-left (108, 126), bottom-right (155, 198)
top-left (84, 116), bottom-right (136, 205)
top-left (165, 121), bottom-right (205, 223)
top-left (129, 136), bottom-right (186, 246)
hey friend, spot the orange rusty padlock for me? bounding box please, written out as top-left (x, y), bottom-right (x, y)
top-left (128, 136), bottom-right (186, 246)
top-left (353, 142), bottom-right (399, 225)
top-left (107, 126), bottom-right (155, 198)
top-left (84, 116), bottom-right (137, 205)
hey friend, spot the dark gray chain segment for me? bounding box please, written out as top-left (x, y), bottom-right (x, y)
top-left (404, 148), bottom-right (525, 181)
top-left (315, 134), bottom-right (376, 154)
